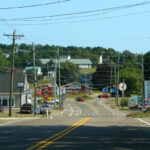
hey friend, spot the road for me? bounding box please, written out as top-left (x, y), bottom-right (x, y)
top-left (1, 98), bottom-right (150, 150)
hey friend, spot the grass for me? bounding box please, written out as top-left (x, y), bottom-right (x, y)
top-left (29, 77), bottom-right (52, 89)
top-left (66, 93), bottom-right (94, 100)
top-left (106, 97), bottom-right (130, 110)
top-left (79, 67), bottom-right (96, 74)
top-left (127, 111), bottom-right (150, 118)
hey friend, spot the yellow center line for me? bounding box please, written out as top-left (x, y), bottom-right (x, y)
top-left (83, 102), bottom-right (99, 115)
top-left (27, 117), bottom-right (90, 150)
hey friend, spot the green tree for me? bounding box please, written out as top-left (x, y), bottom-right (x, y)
top-left (120, 64), bottom-right (142, 96)
top-left (59, 61), bottom-right (78, 85)
top-left (144, 52), bottom-right (150, 80)
top-left (91, 64), bottom-right (111, 89)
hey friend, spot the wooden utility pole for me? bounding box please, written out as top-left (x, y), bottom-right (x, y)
top-left (142, 53), bottom-right (145, 106)
top-left (4, 30), bottom-right (24, 117)
top-left (116, 54), bottom-right (120, 106)
top-left (57, 47), bottom-right (62, 109)
top-left (33, 43), bottom-right (37, 116)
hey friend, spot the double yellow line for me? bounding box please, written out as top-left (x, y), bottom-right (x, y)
top-left (28, 117), bottom-right (90, 150)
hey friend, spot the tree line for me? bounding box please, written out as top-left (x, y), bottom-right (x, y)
top-left (0, 43), bottom-right (149, 96)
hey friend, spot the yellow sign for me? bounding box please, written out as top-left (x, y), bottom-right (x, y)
top-left (41, 97), bottom-right (52, 101)
top-left (48, 97), bottom-right (52, 101)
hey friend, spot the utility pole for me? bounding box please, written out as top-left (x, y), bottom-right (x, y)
top-left (142, 53), bottom-right (145, 106)
top-left (33, 43), bottom-right (37, 116)
top-left (57, 47), bottom-right (62, 109)
top-left (114, 65), bottom-right (117, 105)
top-left (116, 54), bottom-right (120, 106)
top-left (122, 79), bottom-right (125, 110)
top-left (4, 30), bottom-right (24, 117)
top-left (110, 64), bottom-right (112, 93)
top-left (54, 57), bottom-right (57, 109)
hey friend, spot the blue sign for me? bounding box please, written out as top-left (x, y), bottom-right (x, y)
top-left (102, 88), bottom-right (108, 92)
top-left (111, 88), bottom-right (116, 93)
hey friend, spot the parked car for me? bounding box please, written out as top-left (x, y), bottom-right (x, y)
top-left (97, 95), bottom-right (101, 98)
top-left (21, 104), bottom-right (33, 114)
top-left (49, 98), bottom-right (59, 105)
top-left (40, 105), bottom-right (51, 115)
top-left (97, 94), bottom-right (110, 98)
top-left (76, 97), bottom-right (85, 102)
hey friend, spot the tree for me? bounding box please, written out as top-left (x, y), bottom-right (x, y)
top-left (120, 64), bottom-right (142, 96)
top-left (59, 61), bottom-right (78, 85)
top-left (144, 52), bottom-right (150, 80)
top-left (91, 64), bottom-right (111, 89)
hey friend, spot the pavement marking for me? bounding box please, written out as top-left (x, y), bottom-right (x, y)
top-left (83, 102), bottom-right (99, 115)
top-left (137, 118), bottom-right (150, 126)
top-left (27, 117), bottom-right (90, 150)
top-left (0, 118), bottom-right (30, 126)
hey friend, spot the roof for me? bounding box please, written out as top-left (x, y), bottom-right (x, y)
top-left (25, 67), bottom-right (41, 70)
top-left (39, 58), bottom-right (92, 65)
top-left (39, 59), bottom-right (50, 65)
top-left (0, 72), bottom-right (26, 93)
top-left (69, 59), bottom-right (92, 65)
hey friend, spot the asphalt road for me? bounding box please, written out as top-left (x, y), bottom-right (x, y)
top-left (1, 98), bottom-right (150, 150)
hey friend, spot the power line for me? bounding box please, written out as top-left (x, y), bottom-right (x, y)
top-left (0, 1), bottom-right (150, 21)
top-left (0, 0), bottom-right (71, 10)
top-left (4, 9), bottom-right (150, 26)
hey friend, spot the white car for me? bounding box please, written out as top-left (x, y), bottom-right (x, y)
top-left (40, 105), bottom-right (51, 114)
top-left (49, 98), bottom-right (59, 104)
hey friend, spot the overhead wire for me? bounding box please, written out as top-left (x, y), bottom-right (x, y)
top-left (0, 0), bottom-right (71, 10)
top-left (1, 1), bottom-right (150, 22)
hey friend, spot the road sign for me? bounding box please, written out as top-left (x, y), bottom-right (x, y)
top-left (41, 85), bottom-right (52, 100)
top-left (17, 83), bottom-right (24, 88)
top-left (119, 83), bottom-right (127, 91)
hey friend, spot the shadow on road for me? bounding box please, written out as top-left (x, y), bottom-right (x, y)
top-left (0, 124), bottom-right (150, 150)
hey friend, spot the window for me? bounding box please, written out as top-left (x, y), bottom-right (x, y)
top-left (0, 96), bottom-right (15, 107)
top-left (2, 97), bottom-right (8, 106)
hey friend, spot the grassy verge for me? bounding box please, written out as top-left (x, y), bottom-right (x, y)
top-left (79, 67), bottom-right (96, 74)
top-left (66, 94), bottom-right (94, 100)
top-left (106, 97), bottom-right (130, 110)
top-left (127, 111), bottom-right (150, 118)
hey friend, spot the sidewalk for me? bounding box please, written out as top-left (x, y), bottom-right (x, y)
top-left (0, 108), bottom-right (63, 119)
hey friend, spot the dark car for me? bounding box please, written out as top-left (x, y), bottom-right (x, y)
top-left (97, 95), bottom-right (101, 98)
top-left (21, 104), bottom-right (33, 114)
top-left (76, 97), bottom-right (85, 102)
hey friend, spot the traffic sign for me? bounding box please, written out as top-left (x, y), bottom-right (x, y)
top-left (119, 83), bottom-right (127, 91)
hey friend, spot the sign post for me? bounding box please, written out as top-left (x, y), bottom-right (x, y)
top-left (119, 81), bottom-right (127, 109)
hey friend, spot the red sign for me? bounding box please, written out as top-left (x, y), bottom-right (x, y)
top-left (41, 85), bottom-right (52, 100)
top-left (35, 87), bottom-right (41, 96)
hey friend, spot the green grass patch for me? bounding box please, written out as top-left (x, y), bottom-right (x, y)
top-left (127, 111), bottom-right (150, 118)
top-left (66, 94), bottom-right (94, 100)
top-left (79, 67), bottom-right (96, 74)
top-left (29, 77), bottom-right (52, 89)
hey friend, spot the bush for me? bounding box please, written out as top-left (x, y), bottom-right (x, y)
top-left (120, 98), bottom-right (129, 106)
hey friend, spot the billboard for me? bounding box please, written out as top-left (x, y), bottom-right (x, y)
top-left (145, 81), bottom-right (150, 104)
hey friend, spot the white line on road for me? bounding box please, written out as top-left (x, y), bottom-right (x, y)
top-left (69, 104), bottom-right (74, 117)
top-left (0, 119), bottom-right (29, 126)
top-left (137, 118), bottom-right (150, 126)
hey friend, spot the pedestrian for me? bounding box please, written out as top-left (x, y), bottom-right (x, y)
top-left (45, 108), bottom-right (49, 119)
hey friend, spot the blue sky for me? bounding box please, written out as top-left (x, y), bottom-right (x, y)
top-left (0, 0), bottom-right (150, 53)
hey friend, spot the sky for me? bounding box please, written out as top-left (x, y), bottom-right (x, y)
top-left (0, 0), bottom-right (150, 53)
